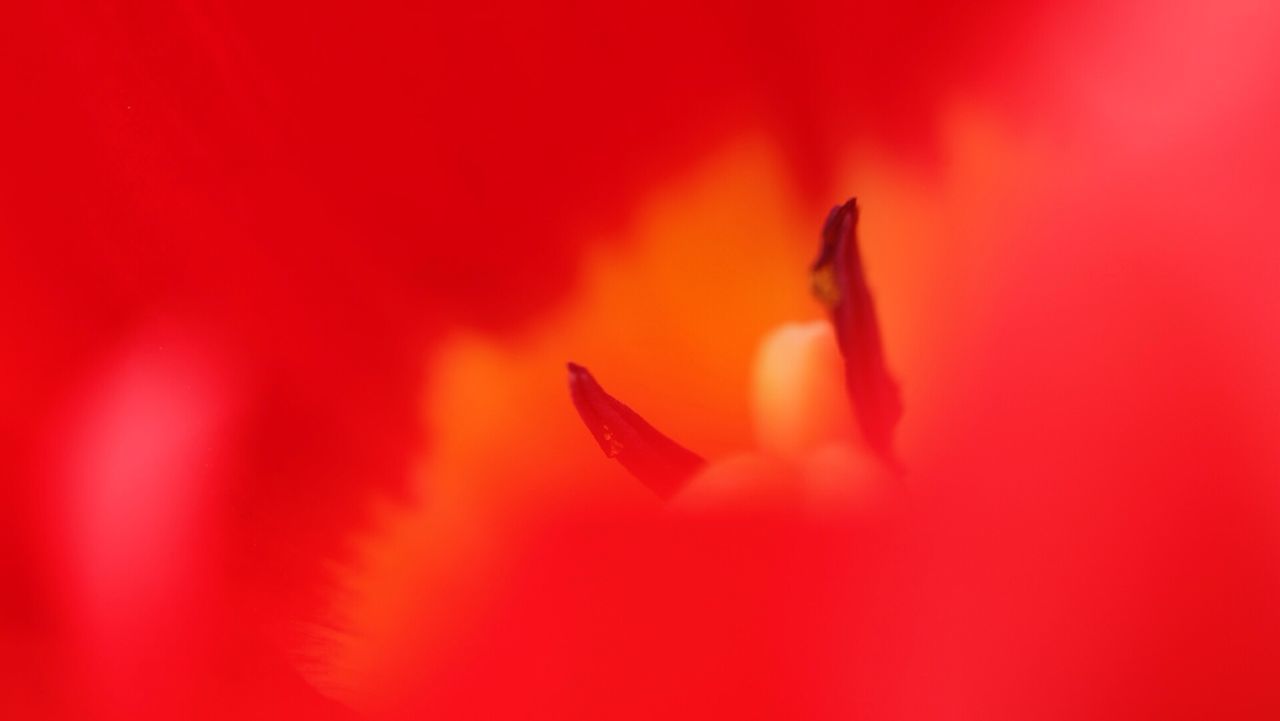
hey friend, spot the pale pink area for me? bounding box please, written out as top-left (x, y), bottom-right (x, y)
top-left (50, 326), bottom-right (238, 717)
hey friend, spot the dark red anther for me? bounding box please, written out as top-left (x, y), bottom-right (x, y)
top-left (811, 198), bottom-right (903, 463)
top-left (567, 362), bottom-right (705, 499)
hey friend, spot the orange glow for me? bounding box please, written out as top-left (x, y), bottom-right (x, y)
top-left (320, 110), bottom-right (1045, 706)
top-left (318, 138), bottom-right (824, 706)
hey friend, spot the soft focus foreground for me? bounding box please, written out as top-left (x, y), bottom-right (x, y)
top-left (5, 0), bottom-right (1280, 719)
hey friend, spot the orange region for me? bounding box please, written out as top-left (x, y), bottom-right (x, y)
top-left (313, 109), bottom-right (1048, 706)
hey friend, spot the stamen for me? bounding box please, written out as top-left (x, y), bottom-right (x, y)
top-left (811, 198), bottom-right (903, 463)
top-left (567, 362), bottom-right (705, 499)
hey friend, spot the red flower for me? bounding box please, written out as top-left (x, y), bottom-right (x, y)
top-left (5, 1), bottom-right (1280, 719)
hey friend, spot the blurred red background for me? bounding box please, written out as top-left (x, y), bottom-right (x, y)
top-left (4, 0), bottom-right (1280, 719)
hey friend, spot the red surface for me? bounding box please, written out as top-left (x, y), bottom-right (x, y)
top-left (4, 1), bottom-right (1280, 718)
